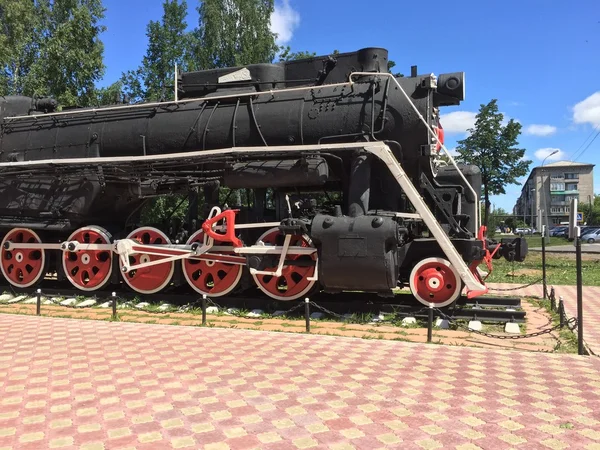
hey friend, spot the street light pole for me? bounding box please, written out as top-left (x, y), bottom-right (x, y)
top-left (541, 150), bottom-right (559, 242)
top-left (531, 188), bottom-right (535, 231)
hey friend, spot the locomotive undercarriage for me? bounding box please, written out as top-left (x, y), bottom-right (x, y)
top-left (0, 142), bottom-right (497, 308)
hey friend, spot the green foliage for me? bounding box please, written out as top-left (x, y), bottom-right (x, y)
top-left (455, 99), bottom-right (531, 227)
top-left (93, 80), bottom-right (124, 106)
top-left (194, 0), bottom-right (279, 69)
top-left (277, 46), bottom-right (316, 61)
top-left (387, 60), bottom-right (404, 77)
top-left (0, 0), bottom-right (106, 106)
top-left (121, 0), bottom-right (193, 103)
top-left (580, 194), bottom-right (600, 226)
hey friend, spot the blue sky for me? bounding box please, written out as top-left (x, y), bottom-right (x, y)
top-left (98, 0), bottom-right (600, 212)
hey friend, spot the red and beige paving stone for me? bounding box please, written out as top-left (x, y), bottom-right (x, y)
top-left (1, 307), bottom-right (600, 449)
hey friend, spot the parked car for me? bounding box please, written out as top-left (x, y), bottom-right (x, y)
top-left (549, 226), bottom-right (568, 237)
top-left (584, 229), bottom-right (600, 243)
top-left (515, 227), bottom-right (533, 235)
top-left (581, 227), bottom-right (600, 237)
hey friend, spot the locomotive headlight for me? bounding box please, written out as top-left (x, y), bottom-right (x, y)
top-left (434, 72), bottom-right (465, 106)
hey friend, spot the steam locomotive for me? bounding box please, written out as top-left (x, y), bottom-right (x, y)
top-left (0, 47), bottom-right (527, 306)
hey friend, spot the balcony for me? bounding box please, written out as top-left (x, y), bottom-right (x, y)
top-left (564, 189), bottom-right (579, 194)
top-left (551, 201), bottom-right (567, 206)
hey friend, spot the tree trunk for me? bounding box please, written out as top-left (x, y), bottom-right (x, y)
top-left (483, 188), bottom-right (490, 229)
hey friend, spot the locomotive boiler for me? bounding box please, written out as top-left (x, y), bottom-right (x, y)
top-left (0, 47), bottom-right (527, 306)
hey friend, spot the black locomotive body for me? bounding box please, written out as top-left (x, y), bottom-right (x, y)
top-left (0, 47), bottom-right (527, 305)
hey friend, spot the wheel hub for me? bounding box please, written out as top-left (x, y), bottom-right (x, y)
top-left (409, 257), bottom-right (462, 307)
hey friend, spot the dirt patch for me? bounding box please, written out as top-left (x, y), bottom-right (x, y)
top-left (0, 297), bottom-right (568, 353)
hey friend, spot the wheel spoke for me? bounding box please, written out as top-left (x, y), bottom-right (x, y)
top-left (182, 230), bottom-right (242, 296)
top-left (251, 228), bottom-right (318, 301)
top-left (63, 226), bottom-right (113, 291)
top-left (0, 228), bottom-right (46, 288)
top-left (121, 227), bottom-right (174, 294)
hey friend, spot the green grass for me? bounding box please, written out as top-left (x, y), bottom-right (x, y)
top-left (520, 235), bottom-right (571, 247)
top-left (484, 251), bottom-right (600, 286)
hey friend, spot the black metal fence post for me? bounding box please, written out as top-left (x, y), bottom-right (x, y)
top-left (559, 297), bottom-right (564, 328)
top-left (550, 287), bottom-right (555, 311)
top-left (112, 292), bottom-right (117, 320)
top-left (202, 294), bottom-right (207, 326)
top-left (575, 235), bottom-right (584, 355)
top-left (304, 298), bottom-right (310, 333)
top-left (36, 288), bottom-right (41, 316)
top-left (427, 305), bottom-right (433, 343)
top-left (542, 228), bottom-right (547, 299)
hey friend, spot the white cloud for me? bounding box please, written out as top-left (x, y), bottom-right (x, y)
top-left (573, 91), bottom-right (600, 126)
top-left (270, 0), bottom-right (300, 45)
top-left (439, 111), bottom-right (476, 134)
top-left (447, 147), bottom-right (459, 157)
top-left (534, 147), bottom-right (566, 161)
top-left (524, 124), bottom-right (557, 136)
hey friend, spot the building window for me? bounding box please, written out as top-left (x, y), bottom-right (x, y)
top-left (550, 182), bottom-right (565, 191)
top-left (565, 195), bottom-right (578, 202)
top-left (565, 183), bottom-right (578, 191)
top-left (565, 173), bottom-right (579, 179)
top-left (552, 218), bottom-right (560, 224)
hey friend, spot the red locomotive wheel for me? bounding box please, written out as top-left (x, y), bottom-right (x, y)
top-left (251, 228), bottom-right (318, 301)
top-left (63, 226), bottom-right (113, 291)
top-left (409, 257), bottom-right (462, 307)
top-left (0, 228), bottom-right (46, 288)
top-left (121, 227), bottom-right (174, 294)
top-left (182, 230), bottom-right (243, 297)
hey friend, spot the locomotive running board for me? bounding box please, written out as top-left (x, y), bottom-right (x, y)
top-left (0, 141), bottom-right (487, 297)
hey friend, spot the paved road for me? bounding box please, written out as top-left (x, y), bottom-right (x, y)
top-left (529, 243), bottom-right (600, 253)
top-left (1, 314), bottom-right (600, 449)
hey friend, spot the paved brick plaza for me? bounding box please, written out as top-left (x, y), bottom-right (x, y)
top-left (1, 314), bottom-right (600, 449)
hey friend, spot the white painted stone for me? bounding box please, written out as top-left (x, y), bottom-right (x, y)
top-left (76, 299), bottom-right (97, 308)
top-left (117, 302), bottom-right (131, 309)
top-left (246, 309), bottom-right (264, 318)
top-left (60, 298), bottom-right (78, 306)
top-left (506, 308), bottom-right (516, 312)
top-left (135, 302), bottom-right (150, 309)
top-left (468, 320), bottom-right (483, 331)
top-left (343, 313), bottom-right (354, 320)
top-left (272, 310), bottom-right (286, 317)
top-left (402, 317), bottom-right (417, 325)
top-left (42, 299), bottom-right (54, 305)
top-left (505, 322), bottom-right (521, 334)
top-left (158, 303), bottom-right (172, 311)
top-left (369, 312), bottom-right (386, 324)
top-left (99, 301), bottom-right (112, 308)
top-left (23, 297), bottom-right (40, 304)
top-left (435, 318), bottom-right (450, 329)
top-left (310, 312), bottom-right (324, 319)
top-left (0, 293), bottom-right (14, 302)
top-left (206, 306), bottom-right (219, 314)
top-left (8, 295), bottom-right (27, 304)
top-left (223, 307), bottom-right (240, 315)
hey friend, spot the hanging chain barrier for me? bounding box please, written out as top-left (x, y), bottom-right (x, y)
top-left (433, 306), bottom-right (576, 340)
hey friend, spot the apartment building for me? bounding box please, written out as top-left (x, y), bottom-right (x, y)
top-left (513, 161), bottom-right (595, 228)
